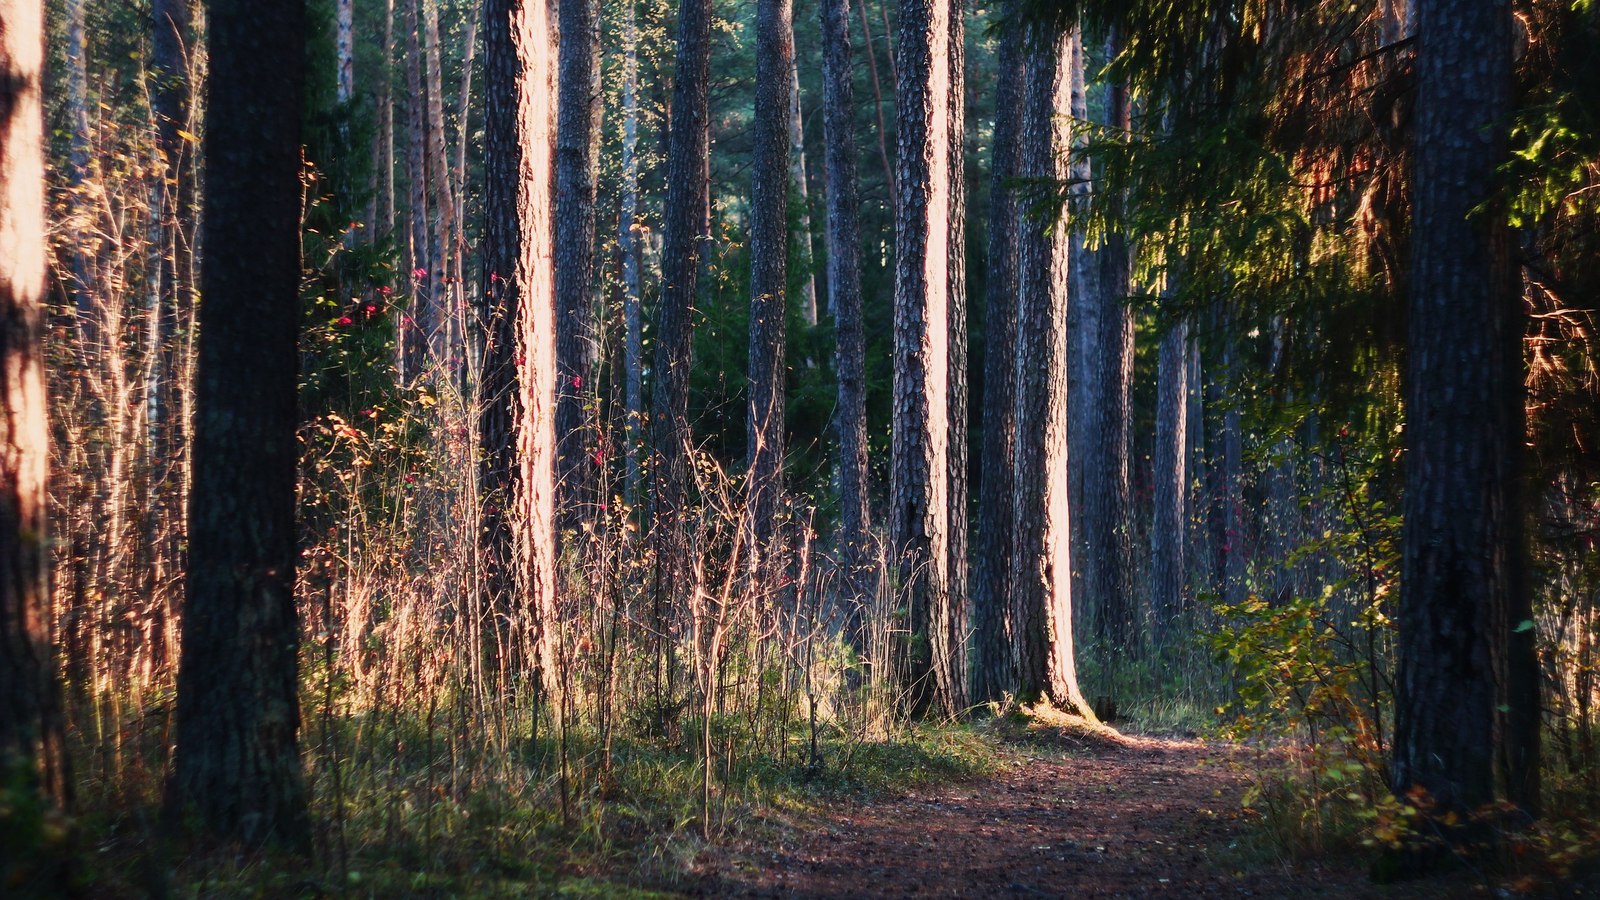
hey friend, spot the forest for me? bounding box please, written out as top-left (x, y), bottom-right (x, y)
top-left (1, 0), bottom-right (1598, 894)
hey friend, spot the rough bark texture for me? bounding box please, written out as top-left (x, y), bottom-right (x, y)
top-left (1010, 26), bottom-right (1088, 716)
top-left (552, 0), bottom-right (596, 502)
top-left (555, 0), bottom-right (601, 526)
top-left (1151, 309), bottom-right (1189, 647)
top-left (0, 0), bottom-right (68, 812)
top-left (1082, 35), bottom-right (1136, 668)
top-left (891, 0), bottom-right (964, 718)
top-left (820, 0), bottom-right (873, 639)
top-left (649, 0), bottom-right (712, 536)
top-left (166, 0), bottom-right (309, 848)
top-left (479, 0), bottom-right (560, 695)
top-left (748, 0), bottom-right (794, 554)
top-left (1393, 0), bottom-right (1536, 816)
top-left (971, 4), bottom-right (1024, 704)
top-left (944, 0), bottom-right (969, 710)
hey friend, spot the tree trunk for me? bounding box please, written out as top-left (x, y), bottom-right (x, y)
top-left (944, 0), bottom-right (969, 712)
top-left (479, 0), bottom-right (560, 696)
top-left (0, 0), bottom-right (69, 813)
top-left (1010, 25), bottom-right (1090, 717)
top-left (423, 0), bottom-right (458, 365)
top-left (820, 0), bottom-right (873, 640)
top-left (1151, 304), bottom-right (1189, 648)
top-left (1081, 31), bottom-right (1136, 676)
top-left (788, 59), bottom-right (819, 325)
top-left (555, 0), bottom-right (601, 526)
top-left (1393, 0), bottom-right (1536, 817)
top-left (891, 0), bottom-right (965, 718)
top-left (337, 0), bottom-right (355, 104)
top-left (620, 0), bottom-right (644, 512)
top-left (971, 1), bottom-right (1024, 705)
top-left (166, 0), bottom-right (309, 848)
top-left (748, 0), bottom-right (794, 555)
top-left (649, 0), bottom-right (712, 539)
top-left (402, 0), bottom-right (434, 381)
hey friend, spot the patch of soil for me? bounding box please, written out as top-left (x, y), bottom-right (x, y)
top-left (687, 725), bottom-right (1489, 898)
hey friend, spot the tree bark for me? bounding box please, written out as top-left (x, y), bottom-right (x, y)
top-left (971, 1), bottom-right (1024, 705)
top-left (555, 0), bottom-right (601, 525)
top-left (166, 0), bottom-right (309, 848)
top-left (1, 0), bottom-right (69, 813)
top-left (1081, 30), bottom-right (1136, 674)
top-left (620, 0), bottom-right (644, 512)
top-left (649, 0), bottom-right (712, 540)
top-left (820, 0), bottom-right (873, 640)
top-left (891, 0), bottom-right (965, 718)
top-left (1151, 303), bottom-right (1189, 647)
top-left (748, 0), bottom-right (794, 555)
top-left (1393, 0), bottom-right (1536, 817)
top-left (479, 0), bottom-right (560, 696)
top-left (1010, 25), bottom-right (1089, 716)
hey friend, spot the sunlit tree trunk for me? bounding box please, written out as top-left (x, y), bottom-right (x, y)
top-left (972, 1), bottom-right (1024, 705)
top-left (891, 0), bottom-right (965, 718)
top-left (555, 0), bottom-right (601, 525)
top-left (1393, 0), bottom-right (1536, 817)
top-left (0, 0), bottom-right (69, 814)
top-left (166, 0), bottom-right (308, 848)
top-left (479, 0), bottom-right (560, 696)
top-left (1010, 25), bottom-right (1090, 716)
top-left (820, 0), bottom-right (873, 639)
top-left (748, 0), bottom-right (793, 555)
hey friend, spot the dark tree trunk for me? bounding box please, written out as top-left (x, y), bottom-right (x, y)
top-left (166, 0), bottom-right (309, 848)
top-left (1, 0), bottom-right (69, 816)
top-left (820, 0), bottom-right (874, 640)
top-left (1010, 25), bottom-right (1089, 715)
top-left (1081, 32), bottom-right (1136, 673)
top-left (891, 0), bottom-right (965, 717)
top-left (747, 0), bottom-right (793, 556)
top-left (1393, 0), bottom-right (1536, 816)
top-left (944, 0), bottom-right (969, 710)
top-left (479, 0), bottom-right (560, 694)
top-left (650, 0), bottom-right (712, 538)
top-left (1151, 307), bottom-right (1189, 648)
top-left (971, 2), bottom-right (1025, 704)
top-left (555, 0), bottom-right (601, 526)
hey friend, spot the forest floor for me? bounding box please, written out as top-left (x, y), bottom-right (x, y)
top-left (678, 718), bottom-right (1492, 899)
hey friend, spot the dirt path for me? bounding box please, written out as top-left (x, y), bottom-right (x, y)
top-left (689, 729), bottom-right (1467, 898)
